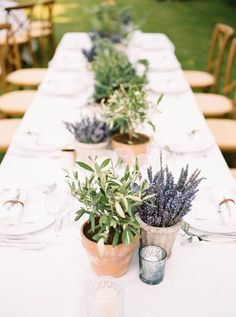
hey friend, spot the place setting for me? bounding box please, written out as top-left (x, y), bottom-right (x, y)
top-left (0, 184), bottom-right (75, 250)
top-left (129, 30), bottom-right (175, 51)
top-left (182, 183), bottom-right (236, 245)
top-left (127, 49), bottom-right (181, 72)
top-left (38, 71), bottom-right (94, 98)
top-left (48, 51), bottom-right (89, 72)
top-left (11, 122), bottom-right (73, 158)
top-left (147, 70), bottom-right (190, 94)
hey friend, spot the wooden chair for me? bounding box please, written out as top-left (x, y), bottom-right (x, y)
top-left (230, 168), bottom-right (236, 179)
top-left (0, 23), bottom-right (47, 89)
top-left (184, 23), bottom-right (234, 93)
top-left (207, 119), bottom-right (236, 152)
top-left (30, 0), bottom-right (56, 64)
top-left (206, 38), bottom-right (236, 153)
top-left (195, 38), bottom-right (236, 118)
top-left (0, 118), bottom-right (21, 152)
top-left (0, 23), bottom-right (37, 117)
top-left (3, 3), bottom-right (37, 67)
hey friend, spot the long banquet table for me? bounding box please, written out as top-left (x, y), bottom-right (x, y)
top-left (0, 32), bottom-right (236, 317)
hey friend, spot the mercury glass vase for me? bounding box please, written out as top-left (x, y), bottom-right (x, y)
top-left (139, 245), bottom-right (167, 285)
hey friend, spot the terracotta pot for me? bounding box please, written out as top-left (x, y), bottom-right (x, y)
top-left (111, 133), bottom-right (150, 155)
top-left (74, 139), bottom-right (109, 163)
top-left (136, 213), bottom-right (182, 256)
top-left (81, 221), bottom-right (139, 277)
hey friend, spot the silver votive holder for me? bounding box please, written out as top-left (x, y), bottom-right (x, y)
top-left (139, 245), bottom-right (167, 285)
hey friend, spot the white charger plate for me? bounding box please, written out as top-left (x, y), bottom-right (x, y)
top-left (184, 215), bottom-right (236, 234)
top-left (14, 133), bottom-right (70, 152)
top-left (156, 131), bottom-right (215, 154)
top-left (0, 213), bottom-right (54, 236)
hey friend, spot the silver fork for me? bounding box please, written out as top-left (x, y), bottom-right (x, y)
top-left (181, 223), bottom-right (236, 244)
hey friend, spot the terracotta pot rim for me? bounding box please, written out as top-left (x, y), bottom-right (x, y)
top-left (80, 220), bottom-right (139, 250)
top-left (112, 132), bottom-right (150, 145)
top-left (74, 139), bottom-right (109, 149)
top-left (136, 213), bottom-right (183, 232)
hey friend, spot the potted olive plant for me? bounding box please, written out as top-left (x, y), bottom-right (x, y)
top-left (91, 43), bottom-right (148, 102)
top-left (136, 164), bottom-right (204, 256)
top-left (67, 157), bottom-right (150, 277)
top-left (103, 85), bottom-right (160, 155)
top-left (64, 117), bottom-right (110, 160)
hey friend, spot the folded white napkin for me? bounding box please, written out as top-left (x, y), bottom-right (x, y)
top-left (0, 189), bottom-right (26, 226)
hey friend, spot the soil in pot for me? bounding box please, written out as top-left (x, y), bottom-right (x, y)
top-left (81, 221), bottom-right (138, 277)
top-left (113, 133), bottom-right (149, 145)
top-left (112, 133), bottom-right (150, 155)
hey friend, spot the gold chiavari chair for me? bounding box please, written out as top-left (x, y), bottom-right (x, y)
top-left (195, 38), bottom-right (236, 118)
top-left (184, 23), bottom-right (234, 93)
top-left (0, 23), bottom-right (36, 118)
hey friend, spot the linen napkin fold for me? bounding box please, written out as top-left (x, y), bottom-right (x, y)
top-left (0, 189), bottom-right (26, 226)
top-left (211, 188), bottom-right (236, 225)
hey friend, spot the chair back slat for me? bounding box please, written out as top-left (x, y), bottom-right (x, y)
top-left (223, 39), bottom-right (236, 95)
top-left (207, 23), bottom-right (234, 92)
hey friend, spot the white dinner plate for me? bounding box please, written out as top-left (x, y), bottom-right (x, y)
top-left (13, 133), bottom-right (70, 152)
top-left (156, 131), bottom-right (215, 153)
top-left (184, 216), bottom-right (236, 234)
top-left (130, 31), bottom-right (175, 51)
top-left (0, 214), bottom-right (54, 236)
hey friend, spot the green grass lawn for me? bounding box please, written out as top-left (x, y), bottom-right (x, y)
top-left (52, 0), bottom-right (236, 70)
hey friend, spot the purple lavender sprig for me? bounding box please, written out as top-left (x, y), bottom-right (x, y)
top-left (64, 116), bottom-right (110, 144)
top-left (140, 165), bottom-right (205, 227)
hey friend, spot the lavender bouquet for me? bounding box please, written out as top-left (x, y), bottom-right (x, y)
top-left (139, 165), bottom-right (204, 227)
top-left (64, 117), bottom-right (110, 144)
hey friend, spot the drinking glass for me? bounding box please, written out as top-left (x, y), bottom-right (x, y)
top-left (87, 276), bottom-right (124, 317)
top-left (45, 187), bottom-right (70, 237)
top-left (60, 148), bottom-right (76, 169)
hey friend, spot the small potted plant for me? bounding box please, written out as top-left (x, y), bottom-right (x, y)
top-left (64, 117), bottom-right (110, 160)
top-left (66, 157), bottom-right (150, 277)
top-left (136, 164), bottom-right (204, 256)
top-left (89, 1), bottom-right (133, 44)
top-left (91, 44), bottom-right (148, 102)
top-left (103, 85), bottom-right (160, 155)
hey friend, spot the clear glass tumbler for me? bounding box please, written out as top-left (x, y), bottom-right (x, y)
top-left (139, 245), bottom-right (167, 285)
top-left (87, 276), bottom-right (124, 317)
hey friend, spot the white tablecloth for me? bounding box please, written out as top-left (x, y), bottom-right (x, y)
top-left (0, 32), bottom-right (236, 317)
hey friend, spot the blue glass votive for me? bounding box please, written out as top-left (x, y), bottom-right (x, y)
top-left (139, 246), bottom-right (167, 285)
